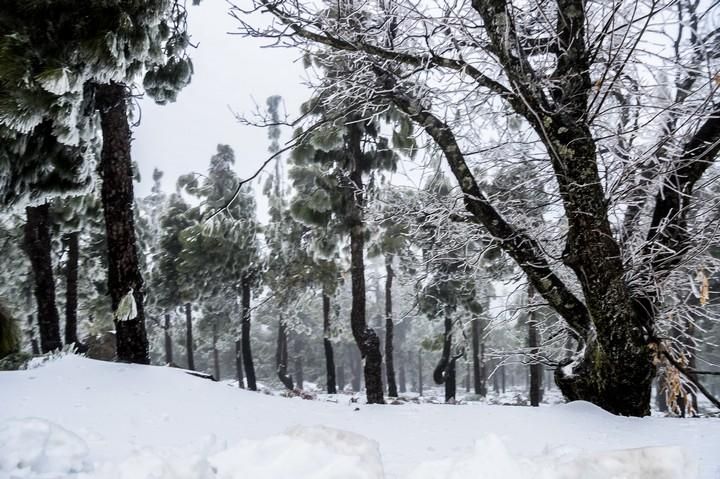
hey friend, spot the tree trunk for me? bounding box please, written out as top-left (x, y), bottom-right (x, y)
top-left (276, 315), bottom-right (293, 390)
top-left (235, 338), bottom-right (244, 388)
top-left (241, 276), bottom-right (257, 391)
top-left (163, 313), bottom-right (173, 365)
top-left (445, 357), bottom-right (457, 402)
top-left (385, 255), bottom-right (398, 397)
top-left (350, 344), bottom-right (361, 392)
top-left (294, 335), bottom-right (304, 390)
top-left (336, 348), bottom-right (345, 392)
top-left (184, 302), bottom-right (195, 370)
top-left (471, 317), bottom-right (485, 396)
top-left (434, 311), bottom-right (458, 403)
top-left (345, 123), bottom-right (384, 404)
top-left (528, 284), bottom-right (542, 406)
top-left (96, 82), bottom-right (148, 364)
top-left (418, 349), bottom-right (423, 396)
top-left (212, 320), bottom-right (220, 381)
top-left (63, 231), bottom-right (81, 348)
top-left (23, 204), bottom-right (62, 353)
top-left (501, 364), bottom-right (506, 393)
top-left (323, 293), bottom-right (337, 394)
top-left (398, 354), bottom-right (407, 394)
top-left (27, 314), bottom-right (40, 355)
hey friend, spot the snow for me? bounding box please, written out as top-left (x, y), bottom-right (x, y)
top-left (2, 355), bottom-right (719, 478)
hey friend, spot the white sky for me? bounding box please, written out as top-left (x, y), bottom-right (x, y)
top-left (132, 1), bottom-right (311, 217)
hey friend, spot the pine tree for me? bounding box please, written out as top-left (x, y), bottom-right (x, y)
top-left (179, 145), bottom-right (261, 389)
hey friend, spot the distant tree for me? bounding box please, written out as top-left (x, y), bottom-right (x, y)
top-left (179, 145), bottom-right (261, 389)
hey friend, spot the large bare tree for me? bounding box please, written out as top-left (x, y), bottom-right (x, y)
top-left (234, 0), bottom-right (720, 415)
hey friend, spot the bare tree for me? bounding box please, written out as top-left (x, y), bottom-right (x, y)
top-left (234, 0), bottom-right (720, 415)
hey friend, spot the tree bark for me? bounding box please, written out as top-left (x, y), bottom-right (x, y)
top-left (212, 320), bottom-right (220, 381)
top-left (294, 334), bottom-right (304, 390)
top-left (336, 347), bottom-right (345, 392)
top-left (63, 231), bottom-right (80, 348)
top-left (23, 204), bottom-right (62, 353)
top-left (184, 302), bottom-right (195, 370)
top-left (345, 122), bottom-right (384, 404)
top-left (27, 314), bottom-right (40, 355)
top-left (235, 338), bottom-right (244, 388)
top-left (96, 82), bottom-right (148, 364)
top-left (322, 293), bottom-right (337, 394)
top-left (471, 318), bottom-right (485, 396)
top-left (276, 315), bottom-right (294, 390)
top-left (241, 275), bottom-right (257, 391)
top-left (417, 349), bottom-right (423, 396)
top-left (528, 285), bottom-right (542, 406)
top-left (384, 254), bottom-right (398, 397)
top-left (164, 313), bottom-right (173, 365)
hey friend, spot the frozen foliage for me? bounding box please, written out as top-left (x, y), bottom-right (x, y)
top-left (1, 355), bottom-right (719, 478)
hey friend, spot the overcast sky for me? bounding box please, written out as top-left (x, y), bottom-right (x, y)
top-left (132, 1), bottom-right (310, 215)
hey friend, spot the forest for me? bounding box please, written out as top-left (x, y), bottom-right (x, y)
top-left (1, 0), bottom-right (720, 477)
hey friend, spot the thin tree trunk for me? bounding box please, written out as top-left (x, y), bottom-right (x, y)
top-left (480, 342), bottom-right (487, 397)
top-left (294, 335), bottom-right (304, 391)
top-left (528, 284), bottom-right (542, 406)
top-left (418, 349), bottom-right (423, 396)
top-left (185, 302), bottom-right (195, 370)
top-left (164, 313), bottom-right (173, 365)
top-left (336, 347), bottom-right (345, 392)
top-left (235, 338), bottom-right (244, 388)
top-left (501, 364), bottom-right (506, 393)
top-left (241, 276), bottom-right (256, 391)
top-left (445, 357), bottom-right (457, 402)
top-left (27, 314), bottom-right (40, 355)
top-left (212, 320), bottom-right (220, 380)
top-left (465, 362), bottom-right (470, 392)
top-left (63, 231), bottom-right (80, 347)
top-left (346, 123), bottom-right (383, 404)
top-left (323, 293), bottom-right (337, 394)
top-left (385, 254), bottom-right (398, 397)
top-left (471, 318), bottom-right (485, 396)
top-left (23, 204), bottom-right (62, 353)
top-left (276, 315), bottom-right (293, 390)
top-left (96, 82), bottom-right (148, 364)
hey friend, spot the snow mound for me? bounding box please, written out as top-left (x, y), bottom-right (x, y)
top-left (409, 434), bottom-right (694, 479)
top-left (0, 418), bottom-right (92, 477)
top-left (211, 425), bottom-right (383, 479)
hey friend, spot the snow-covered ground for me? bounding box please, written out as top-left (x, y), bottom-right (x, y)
top-left (2, 355), bottom-right (718, 478)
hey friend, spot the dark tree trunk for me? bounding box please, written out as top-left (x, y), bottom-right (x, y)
top-left (184, 302), bottom-right (195, 370)
top-left (418, 349), bottom-right (422, 396)
top-left (445, 357), bottom-right (457, 402)
top-left (23, 204), bottom-right (62, 353)
top-left (212, 320), bottom-right (220, 381)
top-left (471, 318), bottom-right (485, 396)
top-left (241, 276), bottom-right (257, 391)
top-left (235, 338), bottom-right (244, 388)
top-left (350, 344), bottom-right (361, 392)
top-left (528, 285), bottom-right (543, 406)
top-left (493, 359), bottom-right (500, 393)
top-left (385, 255), bottom-right (398, 397)
top-left (465, 362), bottom-right (470, 392)
top-left (27, 314), bottom-right (40, 355)
top-left (163, 314), bottom-right (173, 365)
top-left (480, 343), bottom-right (487, 397)
top-left (345, 123), bottom-right (384, 404)
top-left (501, 364), bottom-right (506, 393)
top-left (63, 231), bottom-right (81, 348)
top-left (96, 82), bottom-right (148, 364)
top-left (276, 315), bottom-right (293, 390)
top-left (294, 335), bottom-right (304, 390)
top-left (323, 294), bottom-right (337, 394)
top-left (434, 312), bottom-right (459, 402)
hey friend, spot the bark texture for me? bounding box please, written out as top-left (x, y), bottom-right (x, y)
top-left (96, 82), bottom-right (148, 364)
top-left (241, 276), bottom-right (257, 390)
top-left (384, 254), bottom-right (398, 397)
top-left (322, 293), bottom-right (337, 394)
top-left (163, 313), bottom-right (173, 365)
top-left (24, 204), bottom-right (62, 353)
top-left (63, 231), bottom-right (80, 347)
top-left (276, 315), bottom-right (294, 390)
top-left (184, 302), bottom-right (195, 370)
